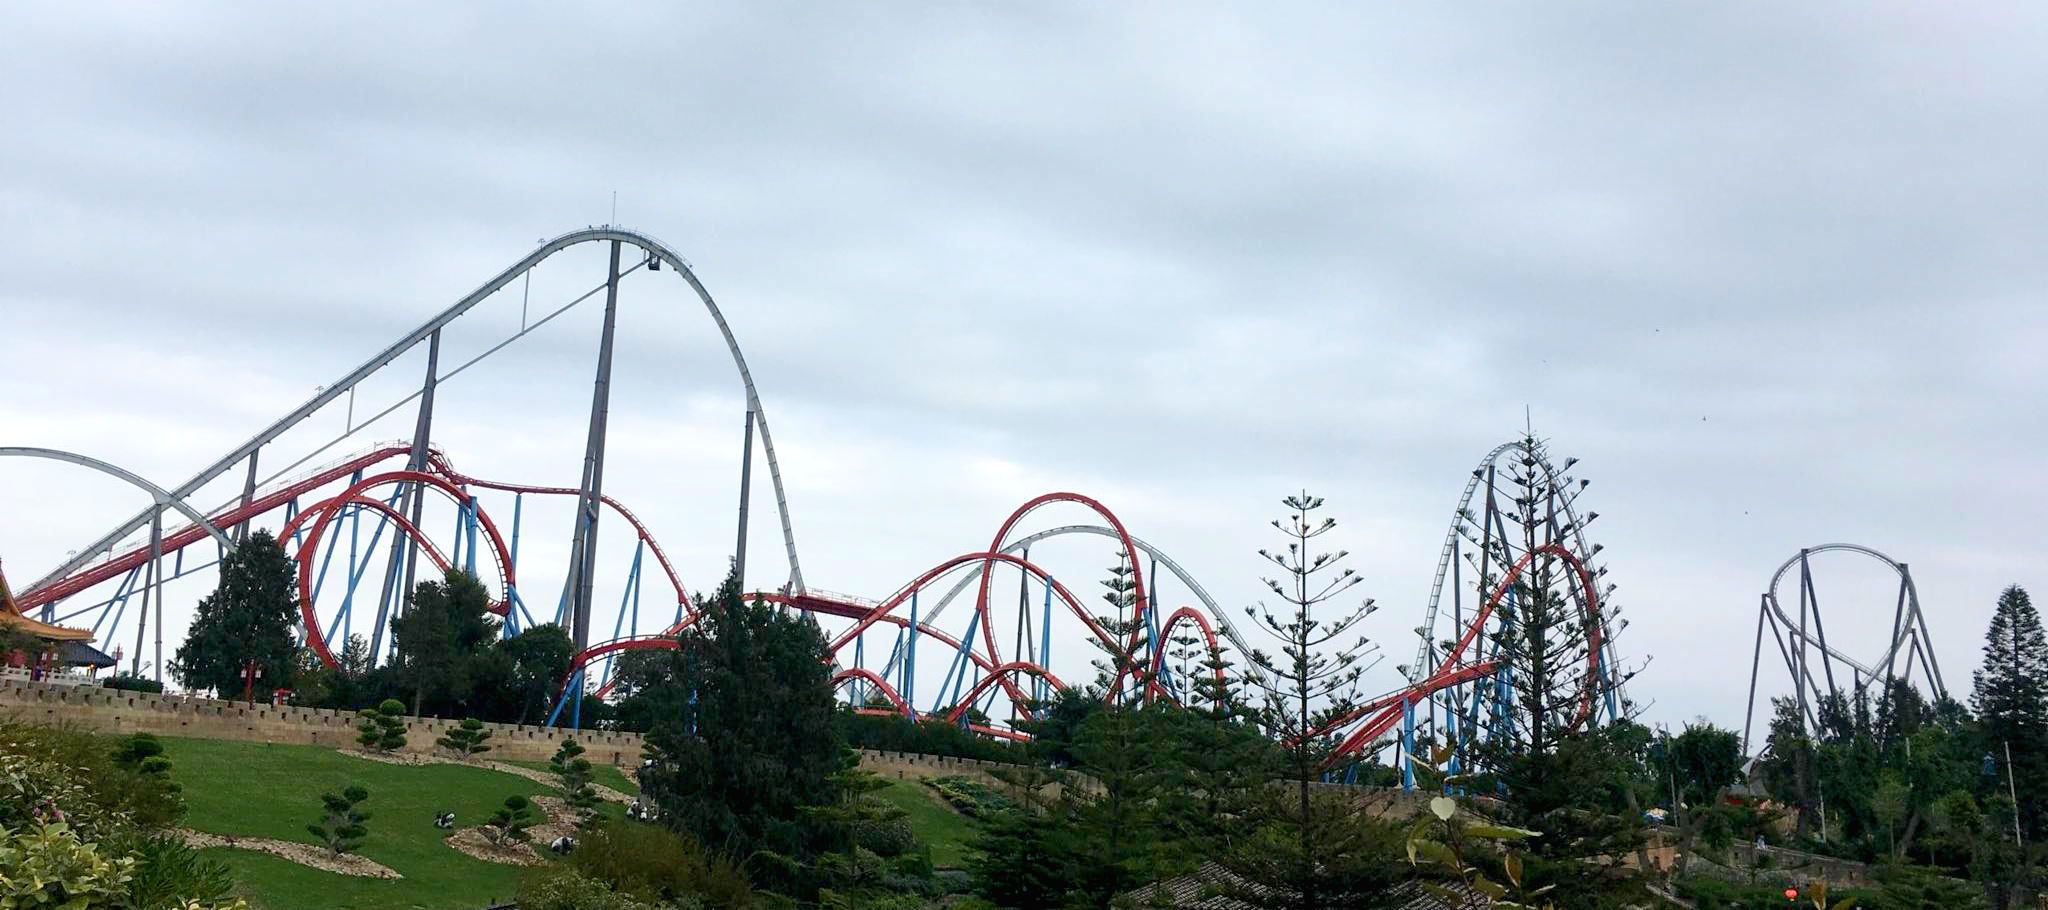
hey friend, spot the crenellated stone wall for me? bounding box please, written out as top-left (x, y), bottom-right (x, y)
top-left (0, 680), bottom-right (644, 766)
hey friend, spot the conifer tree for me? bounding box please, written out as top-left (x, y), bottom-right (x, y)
top-left (637, 565), bottom-right (842, 861)
top-left (1972, 585), bottom-right (2048, 840)
top-left (1223, 491), bottom-right (1391, 910)
top-left (171, 530), bottom-right (299, 698)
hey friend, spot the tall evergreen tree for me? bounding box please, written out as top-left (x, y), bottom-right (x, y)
top-left (172, 529), bottom-right (300, 698)
top-left (389, 569), bottom-right (498, 717)
top-left (637, 566), bottom-right (843, 864)
top-left (1973, 585), bottom-right (2048, 840)
top-left (1222, 492), bottom-right (1393, 910)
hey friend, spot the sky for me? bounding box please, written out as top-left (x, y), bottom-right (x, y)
top-left (2, 4), bottom-right (2044, 739)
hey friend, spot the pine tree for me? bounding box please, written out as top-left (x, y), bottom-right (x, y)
top-left (1973, 585), bottom-right (2048, 840)
top-left (171, 530), bottom-right (300, 698)
top-left (1222, 492), bottom-right (1391, 910)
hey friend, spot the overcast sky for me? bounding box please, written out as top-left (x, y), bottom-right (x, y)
top-left (3, 4), bottom-right (2044, 738)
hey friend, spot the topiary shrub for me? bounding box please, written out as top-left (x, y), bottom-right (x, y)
top-left (437, 717), bottom-right (493, 759)
top-left (356, 699), bottom-right (407, 752)
top-left (308, 785), bottom-right (371, 856)
top-left (550, 737), bottom-right (600, 829)
top-left (485, 794), bottom-right (536, 847)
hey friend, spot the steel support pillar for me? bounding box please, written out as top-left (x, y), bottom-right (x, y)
top-left (569, 241), bottom-right (624, 673)
top-left (734, 407), bottom-right (755, 589)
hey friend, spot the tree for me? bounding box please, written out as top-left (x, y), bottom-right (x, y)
top-left (637, 566), bottom-right (843, 862)
top-left (1657, 721), bottom-right (1744, 876)
top-left (484, 794), bottom-right (536, 847)
top-left (171, 529), bottom-right (299, 698)
top-left (307, 785), bottom-right (370, 856)
top-left (389, 569), bottom-right (498, 717)
top-left (485, 624), bottom-right (576, 725)
top-left (1221, 492), bottom-right (1391, 910)
top-left (437, 717), bottom-right (492, 759)
top-left (1973, 585), bottom-right (2048, 840)
top-left (356, 698), bottom-right (407, 752)
top-left (550, 738), bottom-right (600, 829)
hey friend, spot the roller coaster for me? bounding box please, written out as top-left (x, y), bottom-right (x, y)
top-left (3, 224), bottom-right (1938, 785)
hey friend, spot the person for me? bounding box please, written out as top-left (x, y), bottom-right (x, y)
top-left (1754, 834), bottom-right (1766, 850)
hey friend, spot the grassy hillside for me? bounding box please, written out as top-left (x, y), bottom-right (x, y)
top-left (166, 736), bottom-right (623, 909)
top-left (165, 737), bottom-right (983, 907)
top-left (875, 779), bottom-right (977, 870)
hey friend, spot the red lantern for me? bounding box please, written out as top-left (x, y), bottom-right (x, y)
top-left (1783, 888), bottom-right (1798, 901)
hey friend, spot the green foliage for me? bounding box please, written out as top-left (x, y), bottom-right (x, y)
top-left (101, 673), bottom-right (163, 694)
top-left (437, 717), bottom-right (493, 759)
top-left (485, 794), bottom-right (536, 846)
top-left (637, 567), bottom-right (843, 863)
top-left (355, 698), bottom-right (408, 752)
top-left (550, 737), bottom-right (600, 829)
top-left (473, 623), bottom-right (578, 726)
top-left (0, 821), bottom-right (135, 910)
top-left (1221, 492), bottom-right (1387, 910)
top-left (108, 828), bottom-right (240, 910)
top-left (1477, 722), bottom-right (1652, 908)
top-left (968, 806), bottom-right (1080, 910)
top-left (563, 818), bottom-right (754, 909)
top-left (307, 784), bottom-right (371, 856)
top-left (516, 865), bottom-right (664, 910)
top-left (923, 776), bottom-right (1014, 820)
top-left (835, 710), bottom-right (1031, 764)
top-left (389, 569), bottom-right (500, 717)
top-left (171, 529), bottom-right (300, 698)
top-left (1974, 584), bottom-right (2048, 840)
top-left (1873, 861), bottom-right (1990, 910)
top-left (0, 720), bottom-right (181, 833)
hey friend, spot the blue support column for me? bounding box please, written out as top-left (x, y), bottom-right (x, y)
top-left (904, 591), bottom-right (918, 712)
top-left (1039, 576), bottom-right (1053, 702)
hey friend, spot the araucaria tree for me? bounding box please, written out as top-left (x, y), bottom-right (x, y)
top-left (1224, 491), bottom-right (1391, 910)
top-left (1973, 584), bottom-right (2048, 840)
top-left (171, 530), bottom-right (299, 698)
top-left (308, 785), bottom-right (371, 856)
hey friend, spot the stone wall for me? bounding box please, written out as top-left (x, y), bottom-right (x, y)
top-left (0, 679), bottom-right (645, 766)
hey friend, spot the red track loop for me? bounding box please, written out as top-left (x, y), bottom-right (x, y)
top-left (1146, 605), bottom-right (1227, 697)
top-left (974, 493), bottom-right (1152, 698)
top-left (1319, 542), bottom-right (1602, 761)
top-left (284, 470), bottom-right (516, 668)
top-left (825, 551), bottom-right (1117, 710)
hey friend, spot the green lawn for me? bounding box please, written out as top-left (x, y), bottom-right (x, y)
top-left (875, 779), bottom-right (977, 870)
top-left (164, 737), bottom-right (615, 909)
top-left (501, 758), bottom-right (639, 797)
